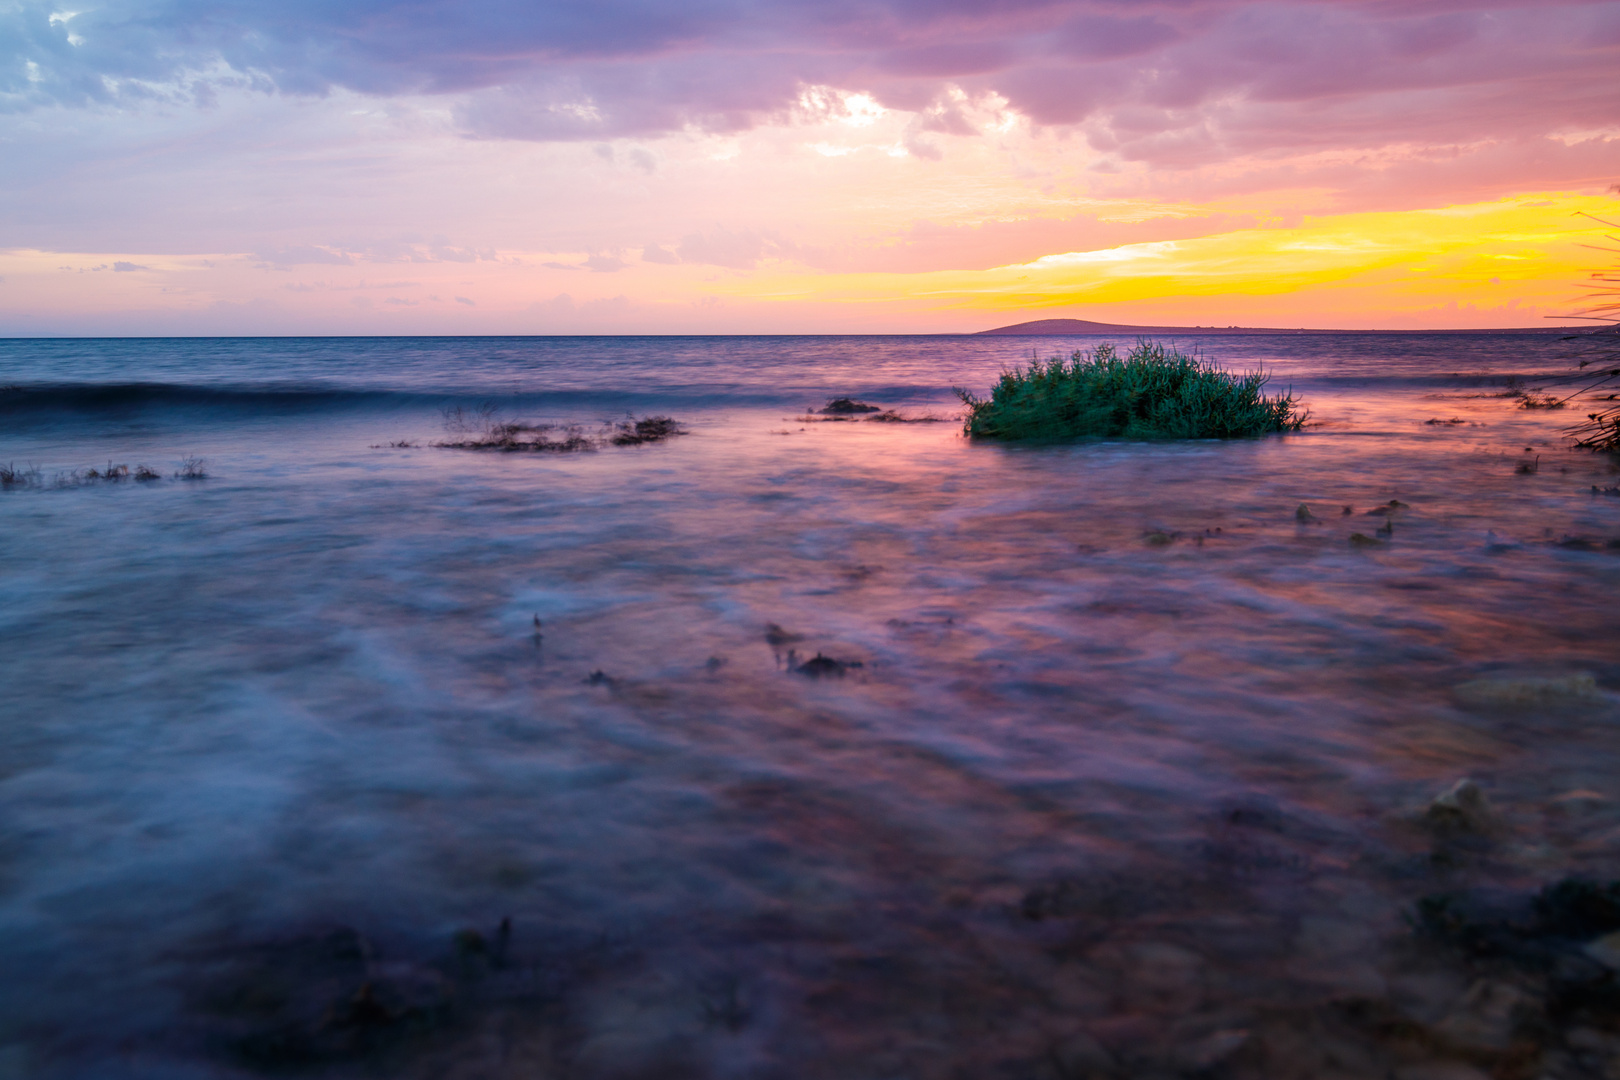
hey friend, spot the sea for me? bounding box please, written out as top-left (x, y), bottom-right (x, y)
top-left (1, 332), bottom-right (1617, 1079)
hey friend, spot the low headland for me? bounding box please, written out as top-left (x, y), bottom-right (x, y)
top-left (979, 317), bottom-right (1577, 335)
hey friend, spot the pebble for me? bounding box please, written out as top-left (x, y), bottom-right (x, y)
top-left (1050, 1030), bottom-right (1114, 1076)
top-left (1424, 778), bottom-right (1498, 836)
top-left (1584, 930), bottom-right (1620, 971)
top-left (1431, 978), bottom-right (1535, 1051)
top-left (1175, 1028), bottom-right (1249, 1071)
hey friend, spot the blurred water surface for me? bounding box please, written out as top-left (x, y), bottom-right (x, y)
top-left (1, 332), bottom-right (1617, 1079)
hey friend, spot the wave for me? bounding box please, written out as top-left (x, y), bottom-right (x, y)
top-left (0, 368), bottom-right (1571, 419)
top-left (0, 381), bottom-right (870, 417)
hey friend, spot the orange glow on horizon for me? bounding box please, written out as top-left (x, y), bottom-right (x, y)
top-left (1, 192), bottom-right (1613, 334)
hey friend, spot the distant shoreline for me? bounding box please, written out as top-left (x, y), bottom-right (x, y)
top-left (978, 318), bottom-right (1582, 336)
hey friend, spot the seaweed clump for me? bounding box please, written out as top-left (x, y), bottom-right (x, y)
top-left (956, 340), bottom-right (1304, 442)
top-left (434, 405), bottom-right (685, 453)
top-left (610, 416), bottom-right (685, 445)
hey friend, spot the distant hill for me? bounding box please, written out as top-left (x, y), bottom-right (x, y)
top-left (977, 318), bottom-right (1571, 336)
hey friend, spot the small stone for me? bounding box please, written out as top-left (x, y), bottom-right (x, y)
top-left (1296, 503), bottom-right (1316, 522)
top-left (1431, 978), bottom-right (1535, 1051)
top-left (792, 653), bottom-right (862, 678)
top-left (1424, 778), bottom-right (1498, 835)
top-left (1584, 930), bottom-right (1620, 971)
top-left (1051, 1030), bottom-right (1114, 1076)
top-left (1177, 1028), bottom-right (1249, 1071)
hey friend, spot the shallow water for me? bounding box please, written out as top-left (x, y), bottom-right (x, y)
top-left (1, 333), bottom-right (1618, 1079)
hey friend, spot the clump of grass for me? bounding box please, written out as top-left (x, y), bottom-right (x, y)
top-left (1554, 211), bottom-right (1620, 451)
top-left (0, 462), bottom-right (41, 489)
top-left (5, 460), bottom-right (183, 490)
top-left (54, 462), bottom-right (140, 486)
top-left (175, 456), bottom-right (208, 480)
top-left (956, 341), bottom-right (1304, 442)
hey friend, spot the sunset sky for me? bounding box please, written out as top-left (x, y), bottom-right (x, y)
top-left (3, 0), bottom-right (1618, 334)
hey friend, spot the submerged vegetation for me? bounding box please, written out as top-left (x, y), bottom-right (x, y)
top-left (956, 340), bottom-right (1304, 442)
top-left (1, 458), bottom-right (205, 490)
top-left (434, 404), bottom-right (686, 452)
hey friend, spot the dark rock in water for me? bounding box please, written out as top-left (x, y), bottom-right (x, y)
top-left (1410, 877), bottom-right (1620, 1058)
top-left (584, 670), bottom-right (615, 687)
top-left (792, 653), bottom-right (862, 678)
top-left (1422, 778), bottom-right (1499, 837)
top-left (1536, 879), bottom-right (1620, 940)
top-left (1365, 500), bottom-right (1409, 515)
top-left (820, 397), bottom-right (880, 415)
top-left (610, 415), bottom-right (686, 446)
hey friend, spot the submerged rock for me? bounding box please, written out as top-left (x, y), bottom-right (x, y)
top-left (1584, 931), bottom-right (1620, 971)
top-left (1423, 778), bottom-right (1498, 837)
top-left (1453, 673), bottom-right (1601, 707)
top-left (820, 397), bottom-right (881, 415)
top-left (1430, 978), bottom-right (1536, 1051)
top-left (791, 652), bottom-right (863, 678)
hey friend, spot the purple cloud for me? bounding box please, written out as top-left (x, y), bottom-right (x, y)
top-left (4, 0), bottom-right (1617, 171)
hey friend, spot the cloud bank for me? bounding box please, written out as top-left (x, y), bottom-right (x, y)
top-left (6, 0), bottom-right (1618, 165)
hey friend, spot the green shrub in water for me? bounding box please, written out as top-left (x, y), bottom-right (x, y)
top-left (957, 340), bottom-right (1305, 442)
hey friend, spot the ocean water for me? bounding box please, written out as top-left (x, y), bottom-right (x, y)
top-left (1, 333), bottom-right (1618, 1079)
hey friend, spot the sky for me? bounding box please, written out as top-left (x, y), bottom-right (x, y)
top-left (2, 0), bottom-right (1618, 334)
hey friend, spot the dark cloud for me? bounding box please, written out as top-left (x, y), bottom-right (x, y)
top-left (4, 0), bottom-right (1617, 170)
